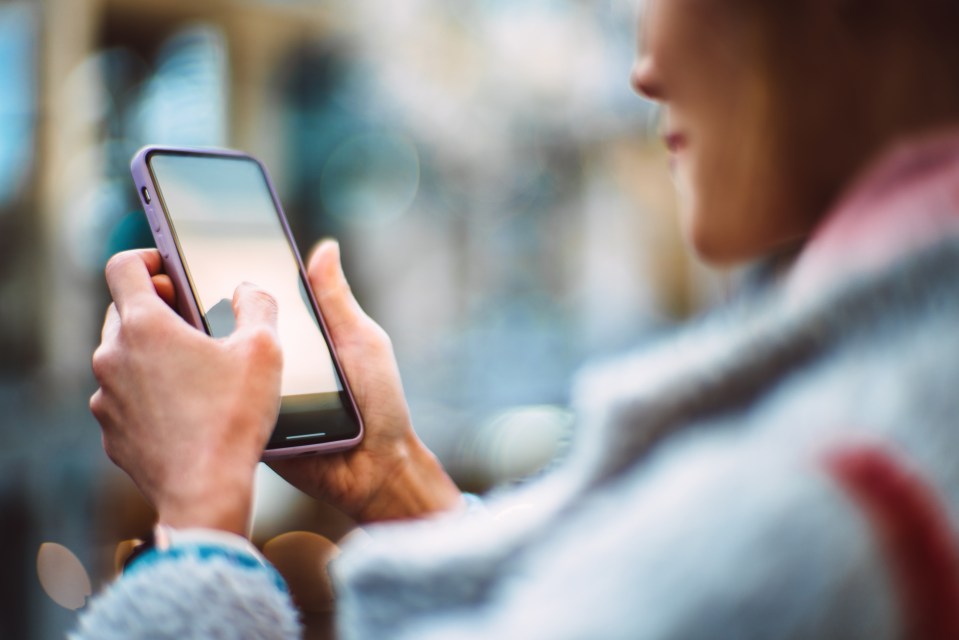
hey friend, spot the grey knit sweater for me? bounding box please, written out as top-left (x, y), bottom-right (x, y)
top-left (331, 235), bottom-right (959, 640)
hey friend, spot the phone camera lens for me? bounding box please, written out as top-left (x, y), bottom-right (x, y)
top-left (141, 186), bottom-right (152, 204)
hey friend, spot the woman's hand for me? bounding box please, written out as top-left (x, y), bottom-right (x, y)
top-left (268, 240), bottom-right (463, 523)
top-left (90, 249), bottom-right (283, 536)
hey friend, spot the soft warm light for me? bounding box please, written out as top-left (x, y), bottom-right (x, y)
top-left (36, 542), bottom-right (92, 611)
top-left (463, 405), bottom-right (574, 484)
top-left (113, 538), bottom-right (144, 576)
top-left (262, 531), bottom-right (340, 613)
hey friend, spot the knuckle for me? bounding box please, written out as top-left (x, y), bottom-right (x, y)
top-left (121, 307), bottom-right (159, 339)
top-left (104, 251), bottom-right (136, 280)
top-left (369, 323), bottom-right (394, 353)
top-left (89, 391), bottom-right (102, 418)
top-left (315, 274), bottom-right (350, 305)
top-left (101, 435), bottom-right (119, 465)
top-left (245, 327), bottom-right (283, 365)
top-left (252, 287), bottom-right (279, 312)
top-left (333, 278), bottom-right (354, 301)
top-left (91, 346), bottom-right (113, 382)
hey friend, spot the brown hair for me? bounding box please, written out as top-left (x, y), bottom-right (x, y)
top-left (738, 0), bottom-right (959, 221)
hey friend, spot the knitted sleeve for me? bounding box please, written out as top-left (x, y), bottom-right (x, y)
top-left (71, 541), bottom-right (301, 640)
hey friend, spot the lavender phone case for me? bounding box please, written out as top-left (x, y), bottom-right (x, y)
top-left (130, 145), bottom-right (364, 458)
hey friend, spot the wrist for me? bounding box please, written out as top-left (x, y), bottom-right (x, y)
top-left (157, 501), bottom-right (251, 537)
top-left (156, 473), bottom-right (255, 537)
top-left (356, 435), bottom-right (463, 523)
top-left (122, 524), bottom-right (288, 593)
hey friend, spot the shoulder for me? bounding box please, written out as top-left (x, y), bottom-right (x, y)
top-left (567, 236), bottom-right (959, 483)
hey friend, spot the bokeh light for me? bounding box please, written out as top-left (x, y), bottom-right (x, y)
top-left (461, 405), bottom-right (575, 486)
top-left (263, 531), bottom-right (340, 614)
top-left (320, 131), bottom-right (421, 226)
top-left (112, 539), bottom-right (143, 576)
top-left (36, 543), bottom-right (92, 612)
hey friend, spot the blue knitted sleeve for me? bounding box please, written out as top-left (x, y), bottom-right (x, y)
top-left (71, 543), bottom-right (301, 640)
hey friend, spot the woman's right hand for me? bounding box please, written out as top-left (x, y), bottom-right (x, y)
top-left (269, 240), bottom-right (464, 523)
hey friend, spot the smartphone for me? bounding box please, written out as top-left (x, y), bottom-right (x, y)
top-left (130, 145), bottom-right (363, 458)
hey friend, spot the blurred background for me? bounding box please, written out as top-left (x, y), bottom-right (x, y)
top-left (0, 0), bottom-right (728, 636)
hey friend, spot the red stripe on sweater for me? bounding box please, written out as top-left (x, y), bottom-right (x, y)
top-left (823, 444), bottom-right (959, 640)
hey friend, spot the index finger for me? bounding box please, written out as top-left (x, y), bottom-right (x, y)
top-left (104, 249), bottom-right (165, 314)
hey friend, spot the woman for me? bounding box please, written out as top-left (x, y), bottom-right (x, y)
top-left (80, 0), bottom-right (959, 638)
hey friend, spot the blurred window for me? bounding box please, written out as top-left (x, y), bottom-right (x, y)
top-left (0, 3), bottom-right (36, 210)
top-left (133, 25), bottom-right (228, 148)
top-left (93, 24), bottom-right (230, 262)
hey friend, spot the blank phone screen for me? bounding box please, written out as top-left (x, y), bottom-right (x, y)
top-left (149, 152), bottom-right (359, 448)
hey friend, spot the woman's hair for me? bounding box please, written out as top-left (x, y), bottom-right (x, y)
top-left (746, 0), bottom-right (959, 130)
top-left (735, 0), bottom-right (959, 218)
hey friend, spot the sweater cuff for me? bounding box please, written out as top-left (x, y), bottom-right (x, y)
top-left (124, 526), bottom-right (287, 594)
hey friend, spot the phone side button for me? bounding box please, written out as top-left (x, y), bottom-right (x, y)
top-left (145, 207), bottom-right (161, 232)
top-left (154, 230), bottom-right (171, 260)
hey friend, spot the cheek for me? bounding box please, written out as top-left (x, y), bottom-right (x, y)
top-left (677, 126), bottom-right (775, 265)
top-left (677, 159), bottom-right (746, 264)
top-left (681, 141), bottom-right (816, 265)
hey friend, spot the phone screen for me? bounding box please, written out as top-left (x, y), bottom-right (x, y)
top-left (147, 151), bottom-right (360, 449)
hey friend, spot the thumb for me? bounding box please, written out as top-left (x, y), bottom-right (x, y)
top-left (231, 282), bottom-right (279, 335)
top-left (307, 239), bottom-right (369, 337)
